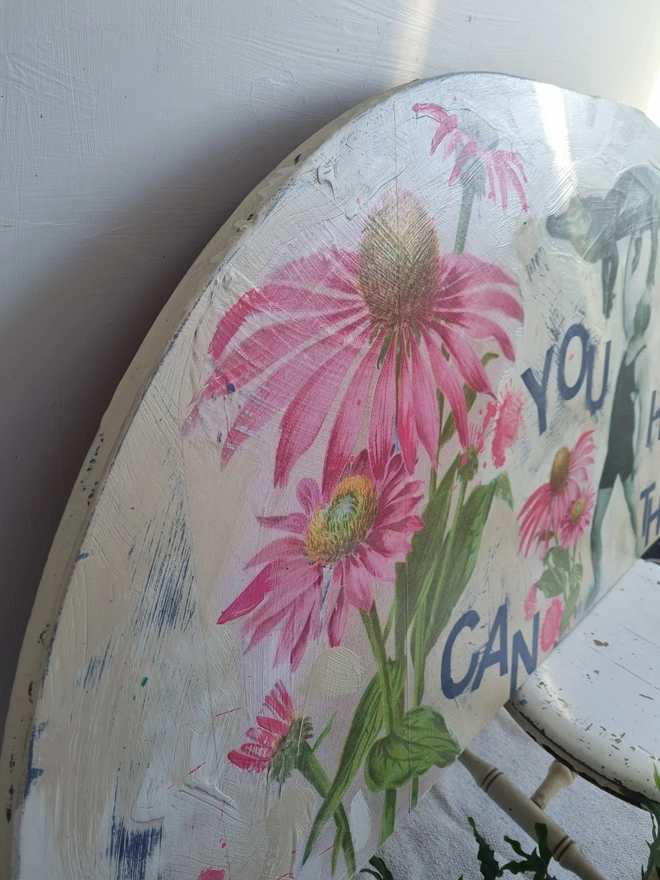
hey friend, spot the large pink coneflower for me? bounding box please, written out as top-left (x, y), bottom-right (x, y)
top-left (218, 450), bottom-right (423, 669)
top-left (187, 190), bottom-right (522, 490)
top-left (413, 103), bottom-right (528, 211)
top-left (517, 430), bottom-right (596, 556)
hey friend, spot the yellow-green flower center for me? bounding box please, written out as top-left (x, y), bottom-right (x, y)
top-left (357, 193), bottom-right (441, 327)
top-left (549, 446), bottom-right (570, 494)
top-left (305, 475), bottom-right (378, 566)
top-left (569, 497), bottom-right (585, 524)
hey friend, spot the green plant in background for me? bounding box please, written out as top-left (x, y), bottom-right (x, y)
top-left (465, 818), bottom-right (556, 880)
top-left (641, 764), bottom-right (660, 880)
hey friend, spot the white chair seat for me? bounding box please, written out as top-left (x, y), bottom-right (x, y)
top-left (509, 558), bottom-right (660, 803)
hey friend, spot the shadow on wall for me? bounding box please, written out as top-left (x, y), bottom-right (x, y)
top-left (0, 93), bottom-right (361, 732)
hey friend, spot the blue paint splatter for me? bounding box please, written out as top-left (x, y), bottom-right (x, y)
top-left (133, 497), bottom-right (195, 639)
top-left (140, 677), bottom-right (148, 687)
top-left (24, 722), bottom-right (46, 798)
top-left (79, 641), bottom-right (111, 690)
top-left (76, 551), bottom-right (90, 562)
top-left (108, 786), bottom-right (162, 880)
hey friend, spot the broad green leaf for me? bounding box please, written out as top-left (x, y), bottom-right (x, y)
top-left (395, 455), bottom-right (459, 626)
top-left (495, 472), bottom-right (514, 509)
top-left (654, 763), bottom-right (660, 794)
top-left (543, 546), bottom-right (571, 573)
top-left (303, 674), bottom-right (383, 864)
top-left (536, 567), bottom-right (565, 599)
top-left (569, 562), bottom-right (583, 592)
top-left (438, 353), bottom-right (499, 451)
top-left (423, 473), bottom-right (508, 658)
top-left (365, 706), bottom-right (460, 792)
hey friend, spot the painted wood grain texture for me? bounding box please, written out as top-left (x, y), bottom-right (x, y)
top-left (3, 73), bottom-right (660, 879)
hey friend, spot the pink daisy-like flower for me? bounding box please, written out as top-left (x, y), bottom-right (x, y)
top-left (198, 870), bottom-right (225, 880)
top-left (227, 681), bottom-right (296, 773)
top-left (413, 103), bottom-right (528, 211)
top-left (559, 485), bottom-right (596, 548)
top-left (187, 190), bottom-right (523, 490)
top-left (218, 450), bottom-right (423, 669)
top-left (540, 596), bottom-right (564, 651)
top-left (524, 584), bottom-right (540, 622)
top-left (517, 430), bottom-right (596, 556)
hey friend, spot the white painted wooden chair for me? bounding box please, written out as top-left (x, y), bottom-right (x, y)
top-left (2, 73), bottom-right (659, 880)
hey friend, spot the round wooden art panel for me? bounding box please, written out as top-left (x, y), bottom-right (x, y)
top-left (4, 74), bottom-right (660, 879)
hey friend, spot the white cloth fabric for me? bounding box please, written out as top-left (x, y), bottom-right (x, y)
top-left (379, 709), bottom-right (650, 879)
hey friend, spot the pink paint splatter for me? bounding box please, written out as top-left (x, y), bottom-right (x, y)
top-left (215, 707), bottom-right (242, 718)
top-left (188, 762), bottom-right (206, 776)
top-left (524, 584), bottom-right (539, 622)
top-left (541, 597), bottom-right (564, 651)
top-left (198, 870), bottom-right (225, 880)
top-left (487, 383), bottom-right (524, 468)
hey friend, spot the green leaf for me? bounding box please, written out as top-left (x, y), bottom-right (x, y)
top-left (654, 764), bottom-right (660, 794)
top-left (438, 353), bottom-right (499, 451)
top-left (559, 581), bottom-right (581, 638)
top-left (365, 706), bottom-right (460, 792)
top-left (423, 474), bottom-right (508, 657)
top-left (395, 455), bottom-right (459, 625)
top-left (313, 712), bottom-right (336, 752)
top-left (501, 823), bottom-right (556, 879)
top-left (303, 674), bottom-right (384, 864)
top-left (543, 546), bottom-right (571, 573)
top-left (536, 566), bottom-right (565, 599)
top-left (495, 472), bottom-right (514, 509)
top-left (359, 856), bottom-right (395, 880)
top-left (569, 562), bottom-right (583, 592)
top-left (467, 817), bottom-right (502, 880)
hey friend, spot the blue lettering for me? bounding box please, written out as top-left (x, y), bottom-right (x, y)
top-left (585, 340), bottom-right (611, 415)
top-left (509, 613), bottom-right (540, 698)
top-left (557, 323), bottom-right (589, 401)
top-left (640, 483), bottom-right (660, 545)
top-left (472, 603), bottom-right (508, 691)
top-left (522, 347), bottom-right (554, 435)
top-left (647, 390), bottom-right (660, 449)
top-left (441, 610), bottom-right (480, 699)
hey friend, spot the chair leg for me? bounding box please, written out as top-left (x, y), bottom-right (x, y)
top-left (459, 749), bottom-right (607, 880)
top-left (532, 760), bottom-right (578, 810)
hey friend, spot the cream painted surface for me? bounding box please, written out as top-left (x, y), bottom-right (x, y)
top-left (4, 69), bottom-right (660, 877)
top-left (3, 0), bottom-right (660, 735)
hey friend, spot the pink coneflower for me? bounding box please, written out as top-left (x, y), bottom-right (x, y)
top-left (413, 103), bottom-right (528, 211)
top-left (218, 450), bottom-right (423, 669)
top-left (559, 486), bottom-right (596, 548)
top-left (517, 430), bottom-right (596, 556)
top-left (187, 190), bottom-right (522, 490)
top-left (227, 681), bottom-right (306, 783)
top-left (540, 597), bottom-right (564, 651)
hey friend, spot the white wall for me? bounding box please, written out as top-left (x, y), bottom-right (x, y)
top-left (3, 0), bottom-right (660, 730)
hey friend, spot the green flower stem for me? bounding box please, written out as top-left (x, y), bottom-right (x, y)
top-left (360, 604), bottom-right (398, 844)
top-left (297, 742), bottom-right (356, 876)
top-left (380, 788), bottom-right (397, 844)
top-left (455, 184), bottom-right (477, 254)
top-left (361, 605), bottom-right (395, 732)
top-left (410, 476), bottom-right (467, 810)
